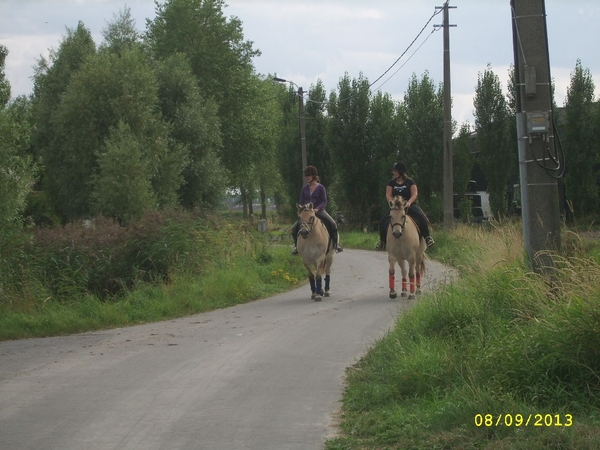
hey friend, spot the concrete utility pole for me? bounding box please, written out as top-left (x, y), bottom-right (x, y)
top-left (436, 2), bottom-right (456, 229)
top-left (273, 77), bottom-right (308, 184)
top-left (511, 0), bottom-right (561, 272)
top-left (297, 86), bottom-right (307, 171)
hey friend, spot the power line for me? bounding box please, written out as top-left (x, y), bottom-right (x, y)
top-left (300, 5), bottom-right (443, 117)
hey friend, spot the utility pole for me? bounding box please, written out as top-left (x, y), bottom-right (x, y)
top-left (436, 2), bottom-right (456, 229)
top-left (273, 77), bottom-right (308, 184)
top-left (297, 86), bottom-right (307, 172)
top-left (511, 0), bottom-right (561, 272)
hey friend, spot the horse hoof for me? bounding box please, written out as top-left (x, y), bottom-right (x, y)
top-left (314, 296), bottom-right (322, 302)
top-left (311, 293), bottom-right (317, 300)
top-left (324, 291), bottom-right (330, 297)
top-left (401, 292), bottom-right (408, 298)
top-left (389, 291), bottom-right (397, 299)
top-left (408, 294), bottom-right (416, 300)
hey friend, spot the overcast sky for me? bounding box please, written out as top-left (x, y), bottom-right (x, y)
top-left (1, 0), bottom-right (599, 126)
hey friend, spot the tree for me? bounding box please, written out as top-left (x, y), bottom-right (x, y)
top-left (100, 6), bottom-right (143, 55)
top-left (399, 71), bottom-right (444, 220)
top-left (30, 22), bottom-right (97, 220)
top-left (277, 83), bottom-right (303, 215)
top-left (326, 73), bottom-right (376, 228)
top-left (0, 96), bottom-right (37, 246)
top-left (154, 53), bottom-right (226, 209)
top-left (452, 123), bottom-right (476, 221)
top-left (92, 122), bottom-right (156, 223)
top-left (369, 91), bottom-right (399, 218)
top-left (49, 46), bottom-right (182, 219)
top-left (249, 76), bottom-right (286, 219)
top-left (562, 59), bottom-right (599, 218)
top-left (473, 64), bottom-right (513, 218)
top-left (146, 0), bottom-right (261, 193)
top-left (0, 45), bottom-right (10, 106)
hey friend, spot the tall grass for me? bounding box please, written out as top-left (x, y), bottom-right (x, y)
top-left (327, 221), bottom-right (600, 450)
top-left (0, 211), bottom-right (305, 340)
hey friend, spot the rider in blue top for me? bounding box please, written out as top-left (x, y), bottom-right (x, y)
top-left (291, 165), bottom-right (343, 255)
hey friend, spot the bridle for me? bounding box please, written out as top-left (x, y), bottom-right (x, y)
top-left (298, 208), bottom-right (317, 238)
top-left (389, 204), bottom-right (408, 236)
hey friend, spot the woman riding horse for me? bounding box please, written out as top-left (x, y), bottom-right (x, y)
top-left (291, 165), bottom-right (343, 255)
top-left (386, 196), bottom-right (426, 299)
top-left (375, 162), bottom-right (434, 251)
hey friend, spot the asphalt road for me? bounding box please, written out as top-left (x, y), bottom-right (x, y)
top-left (0, 249), bottom-right (456, 450)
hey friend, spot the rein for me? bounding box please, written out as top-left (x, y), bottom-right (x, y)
top-left (389, 207), bottom-right (407, 231)
top-left (298, 211), bottom-right (317, 236)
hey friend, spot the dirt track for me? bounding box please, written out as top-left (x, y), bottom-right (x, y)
top-left (0, 249), bottom-right (456, 450)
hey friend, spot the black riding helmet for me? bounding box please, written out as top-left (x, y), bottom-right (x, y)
top-left (393, 162), bottom-right (406, 175)
top-left (304, 165), bottom-right (318, 177)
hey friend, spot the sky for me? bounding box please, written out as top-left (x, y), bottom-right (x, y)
top-left (1, 0), bottom-right (599, 126)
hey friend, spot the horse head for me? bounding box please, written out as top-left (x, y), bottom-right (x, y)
top-left (388, 196), bottom-right (407, 239)
top-left (297, 203), bottom-right (316, 239)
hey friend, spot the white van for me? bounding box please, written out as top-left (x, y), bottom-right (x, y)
top-left (453, 191), bottom-right (492, 223)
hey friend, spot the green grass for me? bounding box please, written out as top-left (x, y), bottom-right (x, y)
top-left (0, 218), bottom-right (305, 340)
top-left (5, 217), bottom-right (600, 448)
top-left (326, 221), bottom-right (600, 449)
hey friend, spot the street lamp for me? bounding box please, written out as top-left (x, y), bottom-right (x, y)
top-left (273, 77), bottom-right (307, 177)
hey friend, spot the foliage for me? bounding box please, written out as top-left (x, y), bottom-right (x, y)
top-left (327, 73), bottom-right (378, 229)
top-left (561, 59), bottom-right (599, 218)
top-left (146, 0), bottom-right (260, 208)
top-left (0, 212), bottom-right (305, 340)
top-left (100, 6), bottom-right (143, 55)
top-left (91, 122), bottom-right (157, 222)
top-left (368, 91), bottom-right (401, 219)
top-left (0, 45), bottom-right (10, 106)
top-left (154, 53), bottom-right (226, 209)
top-left (30, 22), bottom-right (97, 220)
top-left (326, 222), bottom-right (600, 449)
top-left (399, 71), bottom-right (444, 211)
top-left (473, 64), bottom-right (515, 219)
top-left (0, 96), bottom-right (38, 247)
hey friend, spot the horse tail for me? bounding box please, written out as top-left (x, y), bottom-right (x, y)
top-left (419, 251), bottom-right (427, 276)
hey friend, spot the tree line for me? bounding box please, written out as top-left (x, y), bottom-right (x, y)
top-left (1, 0), bottom-right (599, 245)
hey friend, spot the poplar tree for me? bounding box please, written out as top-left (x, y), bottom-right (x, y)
top-left (562, 59), bottom-right (599, 218)
top-left (473, 64), bottom-right (513, 218)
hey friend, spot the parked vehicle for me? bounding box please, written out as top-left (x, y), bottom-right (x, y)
top-left (453, 191), bottom-right (492, 223)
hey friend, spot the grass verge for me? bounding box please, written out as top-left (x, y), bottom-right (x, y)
top-left (0, 214), bottom-right (304, 341)
top-left (326, 221), bottom-right (600, 449)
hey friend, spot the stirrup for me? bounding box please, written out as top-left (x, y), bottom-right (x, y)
top-left (425, 236), bottom-right (434, 248)
top-left (291, 247), bottom-right (298, 255)
top-left (374, 240), bottom-right (385, 251)
top-left (335, 244), bottom-right (344, 253)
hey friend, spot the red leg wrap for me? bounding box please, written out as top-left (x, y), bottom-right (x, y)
top-left (389, 274), bottom-right (395, 290)
top-left (409, 275), bottom-right (416, 293)
top-left (402, 277), bottom-right (408, 292)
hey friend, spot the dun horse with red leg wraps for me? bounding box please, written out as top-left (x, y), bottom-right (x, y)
top-left (386, 196), bottom-right (426, 299)
top-left (296, 203), bottom-right (334, 301)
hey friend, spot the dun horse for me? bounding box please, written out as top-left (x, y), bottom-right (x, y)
top-left (296, 203), bottom-right (334, 301)
top-left (386, 196), bottom-right (426, 299)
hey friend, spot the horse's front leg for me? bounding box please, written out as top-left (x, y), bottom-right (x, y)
top-left (304, 263), bottom-right (317, 300)
top-left (388, 257), bottom-right (397, 299)
top-left (399, 260), bottom-right (409, 298)
top-left (313, 259), bottom-right (326, 301)
top-left (408, 261), bottom-right (416, 299)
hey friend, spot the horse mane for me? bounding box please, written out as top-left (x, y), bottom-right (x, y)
top-left (390, 196), bottom-right (406, 209)
top-left (297, 202), bottom-right (314, 213)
